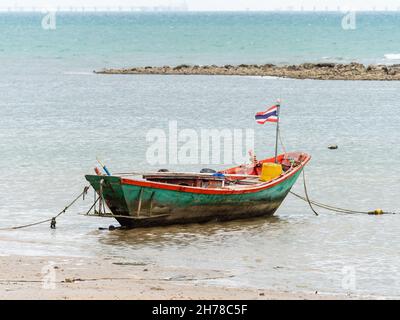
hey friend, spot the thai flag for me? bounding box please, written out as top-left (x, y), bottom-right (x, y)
top-left (255, 105), bottom-right (279, 124)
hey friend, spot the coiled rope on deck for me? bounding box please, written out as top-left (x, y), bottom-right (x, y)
top-left (0, 186), bottom-right (90, 231)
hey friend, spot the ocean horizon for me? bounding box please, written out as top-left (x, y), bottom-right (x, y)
top-left (1, 11), bottom-right (400, 70)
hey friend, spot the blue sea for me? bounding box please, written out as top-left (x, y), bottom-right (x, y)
top-left (1, 12), bottom-right (400, 298)
top-left (2, 11), bottom-right (400, 70)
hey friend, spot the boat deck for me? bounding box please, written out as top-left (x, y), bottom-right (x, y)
top-left (113, 152), bottom-right (308, 191)
top-left (118, 167), bottom-right (290, 191)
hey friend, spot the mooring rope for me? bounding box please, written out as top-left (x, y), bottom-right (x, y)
top-left (0, 186), bottom-right (90, 231)
top-left (290, 171), bottom-right (398, 215)
top-left (300, 169), bottom-right (319, 216)
top-left (277, 129), bottom-right (396, 215)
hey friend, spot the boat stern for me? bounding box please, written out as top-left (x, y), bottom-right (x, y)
top-left (85, 175), bottom-right (130, 216)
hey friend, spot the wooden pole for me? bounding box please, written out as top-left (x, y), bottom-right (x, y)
top-left (274, 101), bottom-right (281, 163)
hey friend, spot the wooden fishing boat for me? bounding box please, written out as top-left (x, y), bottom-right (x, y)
top-left (85, 151), bottom-right (310, 228)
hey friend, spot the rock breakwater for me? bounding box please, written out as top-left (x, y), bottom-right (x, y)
top-left (95, 62), bottom-right (400, 80)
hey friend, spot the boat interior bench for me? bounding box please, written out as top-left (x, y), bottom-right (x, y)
top-left (143, 174), bottom-right (226, 188)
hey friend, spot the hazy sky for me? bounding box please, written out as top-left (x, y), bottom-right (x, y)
top-left (3, 0), bottom-right (400, 11)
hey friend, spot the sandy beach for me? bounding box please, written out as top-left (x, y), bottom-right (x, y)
top-left (0, 255), bottom-right (365, 300)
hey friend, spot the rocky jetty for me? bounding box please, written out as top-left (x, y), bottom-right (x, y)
top-left (94, 62), bottom-right (400, 80)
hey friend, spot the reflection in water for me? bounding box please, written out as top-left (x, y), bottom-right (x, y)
top-left (98, 215), bottom-right (285, 248)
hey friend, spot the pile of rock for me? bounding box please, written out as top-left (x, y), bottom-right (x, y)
top-left (95, 62), bottom-right (400, 80)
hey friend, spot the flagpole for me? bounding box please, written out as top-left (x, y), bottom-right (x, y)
top-left (274, 99), bottom-right (281, 163)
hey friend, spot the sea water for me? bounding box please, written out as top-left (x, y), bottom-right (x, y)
top-left (1, 12), bottom-right (400, 297)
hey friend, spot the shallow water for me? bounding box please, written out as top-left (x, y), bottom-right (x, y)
top-left (1, 73), bottom-right (400, 297)
top-left (1, 12), bottom-right (400, 297)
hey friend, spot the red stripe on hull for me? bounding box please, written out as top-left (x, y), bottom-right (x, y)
top-left (121, 152), bottom-right (310, 195)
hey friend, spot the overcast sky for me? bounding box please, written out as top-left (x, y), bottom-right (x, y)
top-left (3, 0), bottom-right (400, 11)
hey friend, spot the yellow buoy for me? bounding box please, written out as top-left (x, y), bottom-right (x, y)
top-left (369, 209), bottom-right (384, 215)
top-left (260, 162), bottom-right (283, 182)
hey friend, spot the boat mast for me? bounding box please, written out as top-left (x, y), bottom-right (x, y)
top-left (274, 99), bottom-right (281, 163)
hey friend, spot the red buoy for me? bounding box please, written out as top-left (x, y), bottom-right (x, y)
top-left (94, 167), bottom-right (102, 176)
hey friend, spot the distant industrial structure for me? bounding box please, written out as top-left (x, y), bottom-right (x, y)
top-left (0, 1), bottom-right (189, 12)
top-left (1, 2), bottom-right (400, 12)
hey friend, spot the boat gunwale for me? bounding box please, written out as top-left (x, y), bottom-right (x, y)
top-left (117, 152), bottom-right (311, 195)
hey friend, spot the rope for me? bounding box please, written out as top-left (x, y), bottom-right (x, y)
top-left (290, 173), bottom-right (398, 215)
top-left (0, 186), bottom-right (90, 231)
top-left (276, 126), bottom-right (397, 215)
top-left (85, 196), bottom-right (100, 216)
top-left (278, 127), bottom-right (287, 155)
top-left (300, 168), bottom-right (318, 216)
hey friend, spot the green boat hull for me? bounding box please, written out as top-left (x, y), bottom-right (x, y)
top-left (85, 169), bottom-right (302, 228)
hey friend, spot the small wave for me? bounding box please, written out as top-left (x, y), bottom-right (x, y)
top-left (64, 71), bottom-right (94, 75)
top-left (322, 56), bottom-right (344, 61)
top-left (384, 53), bottom-right (400, 60)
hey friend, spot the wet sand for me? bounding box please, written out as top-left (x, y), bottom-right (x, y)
top-left (0, 255), bottom-right (363, 300)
